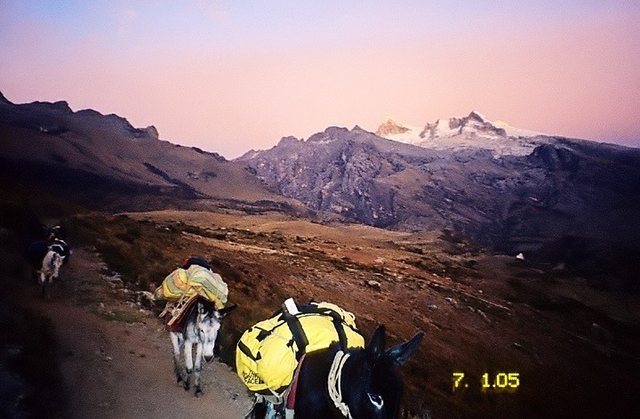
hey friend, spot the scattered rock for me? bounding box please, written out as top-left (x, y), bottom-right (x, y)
top-left (366, 280), bottom-right (382, 290)
top-left (426, 304), bottom-right (438, 311)
top-left (477, 309), bottom-right (490, 323)
top-left (445, 297), bottom-right (458, 307)
top-left (102, 273), bottom-right (124, 288)
top-left (512, 342), bottom-right (543, 365)
top-left (513, 342), bottom-right (526, 351)
top-left (135, 291), bottom-right (156, 309)
top-left (552, 262), bottom-right (566, 271)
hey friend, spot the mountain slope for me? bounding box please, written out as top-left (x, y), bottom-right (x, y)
top-left (239, 124), bottom-right (640, 289)
top-left (0, 93), bottom-right (300, 213)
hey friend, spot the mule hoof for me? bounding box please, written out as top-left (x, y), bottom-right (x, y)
top-left (195, 387), bottom-right (203, 397)
top-left (183, 381), bottom-right (190, 391)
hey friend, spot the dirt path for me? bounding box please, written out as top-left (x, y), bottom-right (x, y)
top-left (25, 247), bottom-right (252, 418)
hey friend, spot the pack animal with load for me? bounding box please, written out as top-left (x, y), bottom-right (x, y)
top-left (155, 257), bottom-right (236, 396)
top-left (25, 225), bottom-right (71, 299)
top-left (237, 298), bottom-right (423, 418)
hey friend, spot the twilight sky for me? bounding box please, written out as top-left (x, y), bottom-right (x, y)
top-left (1, 1), bottom-right (639, 158)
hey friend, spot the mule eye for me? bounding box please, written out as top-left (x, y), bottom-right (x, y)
top-left (367, 392), bottom-right (384, 409)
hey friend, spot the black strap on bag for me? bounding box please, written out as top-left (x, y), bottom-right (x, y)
top-left (247, 300), bottom-right (356, 361)
top-left (281, 302), bottom-right (309, 360)
top-left (298, 303), bottom-right (351, 350)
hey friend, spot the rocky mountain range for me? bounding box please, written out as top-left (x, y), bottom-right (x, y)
top-left (239, 122), bottom-right (640, 289)
top-left (0, 92), bottom-right (299, 213)
top-left (2, 91), bottom-right (639, 289)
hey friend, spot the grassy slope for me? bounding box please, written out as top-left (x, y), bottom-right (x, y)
top-left (65, 210), bottom-right (640, 418)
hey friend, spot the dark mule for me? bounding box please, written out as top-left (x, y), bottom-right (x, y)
top-left (26, 240), bottom-right (49, 270)
top-left (168, 297), bottom-right (237, 396)
top-left (252, 325), bottom-right (423, 419)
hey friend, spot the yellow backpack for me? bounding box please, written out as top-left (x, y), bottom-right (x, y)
top-left (236, 301), bottom-right (365, 393)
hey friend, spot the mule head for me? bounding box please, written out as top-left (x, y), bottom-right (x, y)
top-left (343, 325), bottom-right (424, 419)
top-left (197, 302), bottom-right (237, 362)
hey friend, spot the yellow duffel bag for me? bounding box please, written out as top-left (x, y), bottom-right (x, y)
top-left (236, 301), bottom-right (365, 393)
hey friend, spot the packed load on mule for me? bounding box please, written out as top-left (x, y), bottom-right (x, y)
top-left (239, 299), bottom-right (424, 419)
top-left (25, 224), bottom-right (71, 269)
top-left (236, 298), bottom-right (365, 395)
top-left (158, 257), bottom-right (237, 397)
top-left (24, 223), bottom-right (71, 299)
top-left (154, 256), bottom-right (229, 329)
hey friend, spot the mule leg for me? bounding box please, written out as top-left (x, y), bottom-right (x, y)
top-left (184, 339), bottom-right (194, 391)
top-left (247, 400), bottom-right (267, 419)
top-left (170, 333), bottom-right (187, 387)
top-left (47, 276), bottom-right (55, 299)
top-left (194, 341), bottom-right (204, 396)
top-left (265, 401), bottom-right (277, 419)
top-left (39, 272), bottom-right (49, 299)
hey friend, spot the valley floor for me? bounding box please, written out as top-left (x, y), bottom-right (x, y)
top-left (2, 209), bottom-right (639, 418)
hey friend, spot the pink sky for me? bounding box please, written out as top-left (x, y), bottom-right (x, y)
top-left (1, 1), bottom-right (639, 158)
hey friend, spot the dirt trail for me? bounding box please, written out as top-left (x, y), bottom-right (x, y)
top-left (25, 247), bottom-right (252, 419)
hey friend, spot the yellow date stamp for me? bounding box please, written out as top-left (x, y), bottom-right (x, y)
top-left (452, 372), bottom-right (520, 391)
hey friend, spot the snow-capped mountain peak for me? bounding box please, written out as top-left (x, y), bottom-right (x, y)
top-left (375, 112), bottom-right (550, 156)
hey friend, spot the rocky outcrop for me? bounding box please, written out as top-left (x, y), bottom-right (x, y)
top-left (376, 119), bottom-right (410, 136)
top-left (131, 125), bottom-right (159, 139)
top-left (419, 111), bottom-right (507, 141)
top-left (528, 143), bottom-right (580, 171)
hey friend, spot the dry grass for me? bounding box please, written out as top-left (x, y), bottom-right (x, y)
top-left (64, 211), bottom-right (640, 418)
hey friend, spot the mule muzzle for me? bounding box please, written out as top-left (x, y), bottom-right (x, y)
top-left (204, 355), bottom-right (214, 363)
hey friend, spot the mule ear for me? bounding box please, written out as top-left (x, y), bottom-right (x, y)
top-left (385, 331), bottom-right (424, 366)
top-left (366, 325), bottom-right (386, 360)
top-left (217, 304), bottom-right (238, 319)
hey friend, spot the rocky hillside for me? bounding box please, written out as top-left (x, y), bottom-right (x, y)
top-left (0, 92), bottom-right (300, 213)
top-left (239, 125), bottom-right (640, 289)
